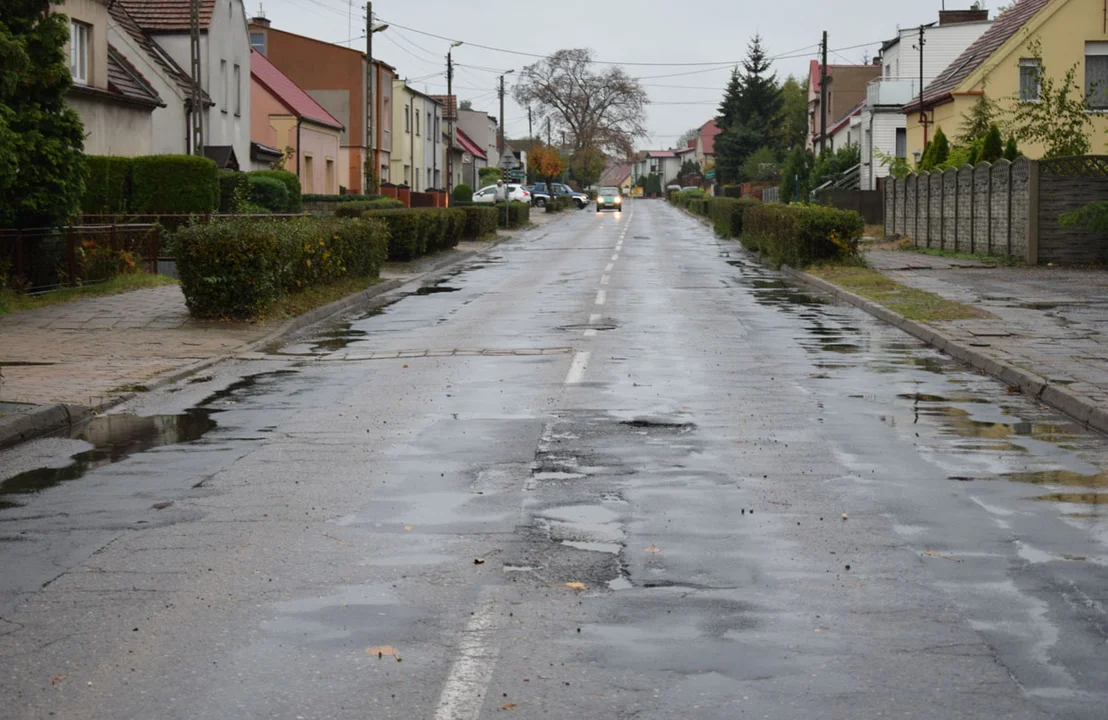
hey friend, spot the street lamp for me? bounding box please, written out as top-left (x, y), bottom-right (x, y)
top-left (447, 41), bottom-right (463, 197)
top-left (366, 3), bottom-right (389, 193)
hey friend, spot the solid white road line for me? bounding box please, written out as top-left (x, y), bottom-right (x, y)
top-left (432, 598), bottom-right (502, 720)
top-left (565, 351), bottom-right (591, 384)
top-left (595, 290), bottom-right (606, 305)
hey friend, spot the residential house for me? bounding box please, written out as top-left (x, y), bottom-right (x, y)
top-left (457, 108), bottom-right (500, 172)
top-left (117, 0), bottom-right (251, 166)
top-left (455, 127), bottom-right (489, 190)
top-left (251, 50), bottom-right (344, 194)
top-left (62, 0), bottom-right (164, 156)
top-left (693, 119), bottom-right (721, 174)
top-left (826, 101), bottom-right (865, 154)
top-left (249, 16), bottom-right (395, 193)
top-left (859, 9), bottom-right (991, 188)
top-left (391, 82), bottom-right (443, 191)
top-left (808, 59), bottom-right (882, 152)
top-left (632, 151), bottom-right (682, 186)
top-left (599, 162), bottom-right (633, 194)
top-left (905, 0), bottom-right (1108, 163)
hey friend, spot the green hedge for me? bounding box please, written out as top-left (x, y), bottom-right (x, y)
top-left (302, 193), bottom-right (384, 203)
top-left (334, 197), bottom-right (404, 217)
top-left (743, 203), bottom-right (864, 268)
top-left (247, 169), bottom-right (301, 212)
top-left (709, 196), bottom-right (761, 237)
top-left (131, 155), bottom-right (219, 214)
top-left (546, 196), bottom-right (572, 213)
top-left (452, 184), bottom-right (473, 204)
top-left (676, 188), bottom-right (706, 209)
top-left (218, 170), bottom-right (249, 212)
top-left (460, 205), bottom-right (498, 238)
top-left (498, 201), bottom-right (530, 228)
top-left (688, 198), bottom-right (710, 216)
top-left (172, 216), bottom-right (389, 319)
top-left (82, 156), bottom-right (133, 214)
top-left (361, 207), bottom-right (466, 261)
top-left (721, 185), bottom-right (743, 199)
top-left (247, 175), bottom-right (289, 213)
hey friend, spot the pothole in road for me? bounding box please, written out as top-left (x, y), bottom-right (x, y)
top-left (557, 323), bottom-right (619, 332)
top-left (620, 419), bottom-right (696, 434)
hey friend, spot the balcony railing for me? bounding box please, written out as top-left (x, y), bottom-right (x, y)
top-left (867, 78), bottom-right (931, 107)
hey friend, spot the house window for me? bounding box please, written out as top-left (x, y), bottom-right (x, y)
top-left (1019, 58), bottom-right (1041, 102)
top-left (405, 105), bottom-right (410, 133)
top-left (221, 60), bottom-right (228, 112)
top-left (381, 164), bottom-right (389, 183)
top-left (427, 168), bottom-right (431, 188)
top-left (325, 158), bottom-right (335, 194)
top-left (250, 31), bottom-right (265, 54)
top-left (70, 20), bottom-right (89, 85)
top-left (895, 128), bottom-right (907, 158)
top-left (404, 164), bottom-right (410, 184)
top-left (304, 155), bottom-right (314, 193)
top-left (234, 64), bottom-right (241, 115)
top-left (426, 111), bottom-right (431, 139)
top-left (415, 110), bottom-right (420, 136)
top-left (1086, 42), bottom-right (1108, 109)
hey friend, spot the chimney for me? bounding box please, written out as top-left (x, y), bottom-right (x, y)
top-left (251, 16), bottom-right (271, 27)
top-left (939, 8), bottom-right (989, 25)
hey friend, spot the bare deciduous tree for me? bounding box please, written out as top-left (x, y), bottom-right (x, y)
top-left (513, 49), bottom-right (649, 161)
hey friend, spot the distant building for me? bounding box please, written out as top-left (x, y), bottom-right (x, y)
top-left (808, 59), bottom-right (881, 152)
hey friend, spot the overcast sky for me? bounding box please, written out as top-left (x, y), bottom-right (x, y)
top-left (259, 0), bottom-right (999, 150)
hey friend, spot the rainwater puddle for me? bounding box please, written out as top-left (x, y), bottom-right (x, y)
top-left (562, 540), bottom-right (622, 554)
top-left (0, 410), bottom-right (215, 508)
top-left (413, 285), bottom-right (461, 295)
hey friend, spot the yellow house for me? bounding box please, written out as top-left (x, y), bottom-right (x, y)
top-left (905, 0), bottom-right (1108, 164)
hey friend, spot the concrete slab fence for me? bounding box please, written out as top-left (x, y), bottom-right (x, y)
top-left (883, 155), bottom-right (1108, 264)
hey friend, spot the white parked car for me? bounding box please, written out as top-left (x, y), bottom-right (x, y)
top-left (472, 184), bottom-right (530, 204)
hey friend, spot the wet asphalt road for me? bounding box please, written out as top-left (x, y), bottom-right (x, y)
top-left (3, 200), bottom-right (1108, 719)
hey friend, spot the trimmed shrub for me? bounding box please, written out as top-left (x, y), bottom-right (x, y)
top-left (247, 169), bottom-right (301, 212)
top-left (131, 155), bottom-right (219, 214)
top-left (218, 170), bottom-right (248, 212)
top-left (302, 193), bottom-right (384, 203)
top-left (498, 201), bottom-right (530, 229)
top-left (334, 198), bottom-right (404, 217)
top-left (82, 156), bottom-right (133, 214)
top-left (247, 175), bottom-right (290, 213)
top-left (709, 196), bottom-right (761, 237)
top-left (546, 196), bottom-right (572, 212)
top-left (688, 198), bottom-right (709, 216)
top-left (721, 185), bottom-right (743, 199)
top-left (666, 188), bottom-right (680, 204)
top-left (362, 209), bottom-right (424, 261)
top-left (460, 205), bottom-right (498, 238)
top-left (172, 216), bottom-right (389, 319)
top-left (676, 188), bottom-right (706, 209)
top-left (743, 203), bottom-right (864, 268)
top-left (452, 184), bottom-right (473, 204)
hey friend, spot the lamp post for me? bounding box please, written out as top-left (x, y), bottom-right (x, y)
top-left (365, 3), bottom-right (388, 193)
top-left (447, 40), bottom-right (462, 198)
top-left (498, 69), bottom-right (515, 226)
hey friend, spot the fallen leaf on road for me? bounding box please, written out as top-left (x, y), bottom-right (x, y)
top-left (924, 550), bottom-right (941, 557)
top-left (151, 502), bottom-right (173, 510)
top-left (50, 675), bottom-right (66, 686)
top-left (474, 558), bottom-right (485, 565)
top-left (404, 525), bottom-right (414, 531)
top-left (323, 533), bottom-right (352, 547)
top-left (366, 645), bottom-right (401, 661)
top-left (500, 703), bottom-right (517, 710)
top-left (644, 544), bottom-right (661, 553)
top-left (565, 582), bottom-right (586, 591)
top-left (402, 364), bottom-right (409, 369)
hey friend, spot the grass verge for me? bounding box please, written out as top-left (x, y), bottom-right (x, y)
top-left (806, 265), bottom-right (990, 322)
top-left (0, 274), bottom-right (178, 315)
top-left (258, 276), bottom-right (382, 322)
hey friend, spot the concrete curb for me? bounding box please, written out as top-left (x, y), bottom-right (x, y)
top-left (0, 218), bottom-right (557, 451)
top-left (780, 266), bottom-right (1108, 437)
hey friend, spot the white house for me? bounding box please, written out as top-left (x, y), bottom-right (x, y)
top-left (860, 8), bottom-right (992, 189)
top-left (115, 0), bottom-right (251, 167)
top-left (632, 150), bottom-right (682, 186)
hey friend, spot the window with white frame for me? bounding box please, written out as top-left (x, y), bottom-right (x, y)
top-left (221, 60), bottom-right (228, 112)
top-left (70, 21), bottom-right (89, 85)
top-left (250, 32), bottom-right (265, 54)
top-left (234, 64), bottom-right (241, 115)
top-left (405, 105), bottom-right (410, 133)
top-left (1086, 42), bottom-right (1108, 109)
top-left (415, 109), bottom-right (420, 136)
top-left (1019, 58), bottom-right (1041, 102)
top-left (895, 128), bottom-right (907, 158)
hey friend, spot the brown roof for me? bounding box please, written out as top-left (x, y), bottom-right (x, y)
top-left (106, 44), bottom-right (164, 106)
top-left (599, 162), bottom-right (631, 186)
top-left (109, 1), bottom-right (212, 105)
top-left (906, 0), bottom-right (1051, 111)
top-left (117, 0), bottom-right (216, 33)
top-left (432, 95), bottom-right (457, 121)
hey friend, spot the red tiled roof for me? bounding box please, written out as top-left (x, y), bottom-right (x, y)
top-left (648, 150), bottom-right (677, 158)
top-left (251, 49), bottom-right (344, 130)
top-left (456, 127), bottom-right (487, 160)
top-left (599, 162), bottom-right (631, 186)
top-left (117, 0), bottom-right (216, 33)
top-left (906, 0), bottom-right (1050, 111)
top-left (106, 44), bottom-right (163, 106)
top-left (109, 1), bottom-right (211, 105)
top-left (432, 95), bottom-right (457, 121)
top-left (699, 119), bottom-right (720, 156)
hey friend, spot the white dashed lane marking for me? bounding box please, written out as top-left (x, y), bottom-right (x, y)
top-left (564, 351), bottom-right (591, 384)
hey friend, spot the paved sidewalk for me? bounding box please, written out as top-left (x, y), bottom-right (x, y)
top-left (0, 215), bottom-right (562, 442)
top-left (865, 248), bottom-right (1108, 417)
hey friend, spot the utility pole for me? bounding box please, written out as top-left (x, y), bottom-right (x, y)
top-left (819, 30), bottom-right (828, 156)
top-left (498, 74), bottom-right (506, 154)
top-left (189, 0), bottom-right (203, 156)
top-left (365, 2), bottom-right (373, 192)
top-left (446, 42), bottom-right (461, 196)
top-left (546, 117), bottom-right (551, 145)
top-left (527, 107), bottom-right (532, 145)
top-left (917, 24), bottom-right (928, 153)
